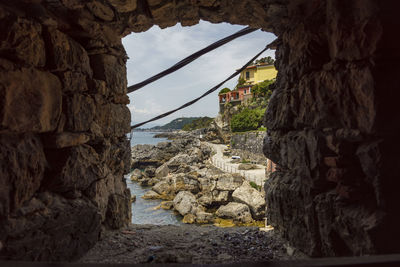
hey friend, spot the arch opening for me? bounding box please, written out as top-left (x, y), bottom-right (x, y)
top-left (0, 0), bottom-right (399, 263)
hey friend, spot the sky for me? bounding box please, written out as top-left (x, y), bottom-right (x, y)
top-left (122, 20), bottom-right (277, 128)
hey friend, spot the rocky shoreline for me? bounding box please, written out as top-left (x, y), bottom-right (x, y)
top-left (130, 134), bottom-right (266, 226)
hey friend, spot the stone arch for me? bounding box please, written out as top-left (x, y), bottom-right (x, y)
top-left (0, 0), bottom-right (399, 261)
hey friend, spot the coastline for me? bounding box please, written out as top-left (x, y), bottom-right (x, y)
top-left (129, 131), bottom-right (267, 227)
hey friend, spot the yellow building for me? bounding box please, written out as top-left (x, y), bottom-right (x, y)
top-left (239, 63), bottom-right (277, 85)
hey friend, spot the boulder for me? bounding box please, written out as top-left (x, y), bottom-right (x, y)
top-left (212, 190), bottom-right (229, 203)
top-left (216, 202), bottom-right (253, 223)
top-left (130, 169), bottom-right (142, 181)
top-left (152, 180), bottom-right (173, 197)
top-left (198, 190), bottom-right (230, 207)
top-left (195, 211), bottom-right (214, 224)
top-left (215, 173), bottom-right (244, 191)
top-left (182, 214), bottom-right (196, 224)
top-left (147, 178), bottom-right (159, 186)
top-left (155, 163), bottom-right (170, 178)
top-left (198, 177), bottom-right (216, 192)
top-left (197, 193), bottom-right (213, 207)
top-left (173, 191), bottom-right (203, 217)
top-left (165, 154), bottom-right (197, 172)
top-left (173, 174), bottom-right (199, 194)
top-left (232, 181), bottom-right (265, 219)
top-left (142, 190), bottom-right (161, 200)
top-left (144, 166), bottom-right (156, 177)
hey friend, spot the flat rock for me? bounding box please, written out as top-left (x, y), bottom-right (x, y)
top-left (142, 190), bottom-right (162, 200)
top-left (216, 202), bottom-right (253, 223)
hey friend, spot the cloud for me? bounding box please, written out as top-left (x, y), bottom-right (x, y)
top-left (123, 21), bottom-right (277, 126)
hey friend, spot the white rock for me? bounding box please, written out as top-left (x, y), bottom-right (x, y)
top-left (232, 181), bottom-right (265, 219)
top-left (215, 173), bottom-right (244, 191)
top-left (155, 163), bottom-right (170, 178)
top-left (152, 180), bottom-right (172, 196)
top-left (173, 191), bottom-right (203, 216)
top-left (216, 202), bottom-right (253, 223)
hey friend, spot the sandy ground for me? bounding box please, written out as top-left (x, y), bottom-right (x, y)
top-left (78, 224), bottom-right (302, 264)
top-left (207, 142), bottom-right (267, 186)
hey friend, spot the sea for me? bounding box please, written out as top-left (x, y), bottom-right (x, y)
top-left (127, 131), bottom-right (183, 225)
top-left (129, 131), bottom-right (169, 146)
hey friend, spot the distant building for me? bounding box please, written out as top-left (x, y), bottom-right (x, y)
top-left (219, 63), bottom-right (277, 113)
top-left (239, 63), bottom-right (277, 85)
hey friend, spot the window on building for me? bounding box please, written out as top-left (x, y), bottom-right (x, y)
top-left (244, 89), bottom-right (247, 94)
top-left (245, 71), bottom-right (250, 79)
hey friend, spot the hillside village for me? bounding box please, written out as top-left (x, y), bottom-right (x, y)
top-left (144, 56), bottom-right (277, 136)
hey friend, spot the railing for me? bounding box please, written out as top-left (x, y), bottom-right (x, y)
top-left (210, 157), bottom-right (265, 187)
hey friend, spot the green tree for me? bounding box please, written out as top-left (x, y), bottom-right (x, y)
top-left (252, 79), bottom-right (275, 99)
top-left (254, 56), bottom-right (275, 65)
top-left (218, 87), bottom-right (231, 95)
top-left (230, 107), bottom-right (266, 132)
top-left (182, 117), bottom-right (213, 131)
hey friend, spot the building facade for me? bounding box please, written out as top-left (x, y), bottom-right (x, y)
top-left (219, 63), bottom-right (277, 112)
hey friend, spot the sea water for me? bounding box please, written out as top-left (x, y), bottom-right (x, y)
top-left (129, 131), bottom-right (169, 146)
top-left (128, 131), bottom-right (183, 225)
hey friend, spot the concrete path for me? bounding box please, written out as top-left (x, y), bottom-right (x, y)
top-left (206, 142), bottom-right (266, 186)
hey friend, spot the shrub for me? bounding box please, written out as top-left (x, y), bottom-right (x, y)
top-left (249, 181), bottom-right (261, 191)
top-left (235, 77), bottom-right (246, 89)
top-left (252, 79), bottom-right (275, 99)
top-left (230, 107), bottom-right (266, 132)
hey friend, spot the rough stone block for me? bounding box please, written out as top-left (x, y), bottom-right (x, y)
top-left (265, 171), bottom-right (320, 256)
top-left (108, 0), bottom-right (137, 13)
top-left (90, 54), bottom-right (127, 95)
top-left (86, 1), bottom-right (115, 21)
top-left (0, 68), bottom-right (62, 133)
top-left (1, 193), bottom-right (101, 261)
top-left (65, 94), bottom-right (95, 132)
top-left (216, 202), bottom-right (253, 223)
top-left (58, 71), bottom-right (88, 92)
top-left (232, 181), bottom-right (265, 219)
top-left (94, 103), bottom-right (130, 137)
top-left (46, 29), bottom-right (92, 75)
top-left (43, 144), bottom-right (101, 194)
top-left (104, 192), bottom-right (131, 229)
top-left (0, 133), bottom-right (45, 218)
top-left (0, 18), bottom-right (46, 67)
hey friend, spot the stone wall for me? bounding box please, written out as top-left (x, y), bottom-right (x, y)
top-left (0, 0), bottom-right (399, 261)
top-left (0, 1), bottom-right (131, 261)
top-left (231, 132), bottom-right (267, 164)
top-left (0, 0), bottom-right (287, 261)
top-left (264, 0), bottom-right (400, 257)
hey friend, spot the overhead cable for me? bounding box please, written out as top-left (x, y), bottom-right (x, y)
top-left (130, 45), bottom-right (269, 129)
top-left (127, 26), bottom-right (258, 93)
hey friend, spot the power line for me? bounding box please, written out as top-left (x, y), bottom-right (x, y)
top-left (130, 45), bottom-right (268, 129)
top-left (127, 26), bottom-right (258, 93)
